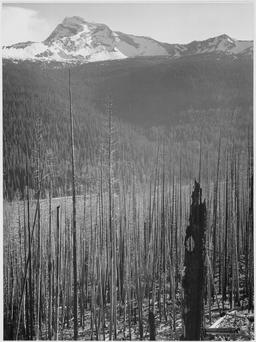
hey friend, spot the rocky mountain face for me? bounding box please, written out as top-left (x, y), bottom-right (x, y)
top-left (3, 16), bottom-right (253, 63)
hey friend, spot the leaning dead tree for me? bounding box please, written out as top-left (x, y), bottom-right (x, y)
top-left (182, 181), bottom-right (206, 340)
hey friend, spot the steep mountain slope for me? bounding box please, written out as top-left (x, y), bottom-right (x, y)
top-left (3, 52), bottom-right (252, 198)
top-left (3, 54), bottom-right (252, 126)
top-left (3, 16), bottom-right (253, 63)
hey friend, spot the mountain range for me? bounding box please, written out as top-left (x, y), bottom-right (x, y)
top-left (3, 16), bottom-right (253, 63)
top-left (3, 16), bottom-right (253, 199)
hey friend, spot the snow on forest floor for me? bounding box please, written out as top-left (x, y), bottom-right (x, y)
top-left (40, 296), bottom-right (254, 340)
top-left (205, 309), bottom-right (254, 341)
top-left (203, 295), bottom-right (254, 341)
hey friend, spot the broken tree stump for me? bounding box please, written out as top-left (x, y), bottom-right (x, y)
top-left (182, 181), bottom-right (206, 340)
top-left (148, 311), bottom-right (156, 340)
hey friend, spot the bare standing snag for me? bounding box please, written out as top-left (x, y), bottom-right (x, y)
top-left (182, 181), bottom-right (206, 340)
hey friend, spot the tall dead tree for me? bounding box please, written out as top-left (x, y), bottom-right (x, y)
top-left (212, 133), bottom-right (221, 276)
top-left (55, 205), bottom-right (60, 340)
top-left (69, 69), bottom-right (78, 339)
top-left (26, 155), bottom-right (34, 340)
top-left (47, 185), bottom-right (52, 340)
top-left (182, 181), bottom-right (206, 340)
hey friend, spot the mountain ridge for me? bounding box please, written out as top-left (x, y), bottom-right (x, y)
top-left (3, 16), bottom-right (253, 63)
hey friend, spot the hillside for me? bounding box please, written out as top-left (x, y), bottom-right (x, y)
top-left (3, 54), bottom-right (253, 199)
top-left (2, 12), bottom-right (254, 342)
top-left (3, 53), bottom-right (253, 125)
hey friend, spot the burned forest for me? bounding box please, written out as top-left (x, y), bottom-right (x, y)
top-left (2, 5), bottom-right (254, 341)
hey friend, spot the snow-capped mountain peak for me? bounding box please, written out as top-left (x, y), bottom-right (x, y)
top-left (2, 17), bottom-right (253, 63)
top-left (44, 16), bottom-right (88, 45)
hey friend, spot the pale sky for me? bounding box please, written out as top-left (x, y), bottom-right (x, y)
top-left (1, 1), bottom-right (254, 46)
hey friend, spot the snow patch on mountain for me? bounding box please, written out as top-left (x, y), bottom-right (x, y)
top-left (3, 42), bottom-right (48, 60)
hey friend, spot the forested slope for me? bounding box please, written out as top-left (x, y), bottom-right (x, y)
top-left (3, 54), bottom-right (252, 199)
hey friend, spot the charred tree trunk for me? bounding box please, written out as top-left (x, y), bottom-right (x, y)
top-left (182, 181), bottom-right (206, 341)
top-left (148, 311), bottom-right (156, 340)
